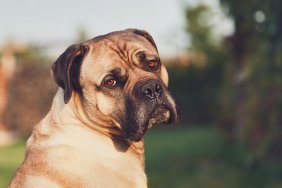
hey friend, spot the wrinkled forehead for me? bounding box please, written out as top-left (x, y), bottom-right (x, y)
top-left (86, 31), bottom-right (158, 58)
top-left (81, 32), bottom-right (159, 83)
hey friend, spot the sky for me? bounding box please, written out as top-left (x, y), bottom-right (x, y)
top-left (0, 0), bottom-right (232, 58)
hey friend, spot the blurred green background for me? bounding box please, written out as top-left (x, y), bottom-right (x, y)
top-left (1, 0), bottom-right (282, 187)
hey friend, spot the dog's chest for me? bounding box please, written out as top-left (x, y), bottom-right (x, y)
top-left (38, 130), bottom-right (147, 187)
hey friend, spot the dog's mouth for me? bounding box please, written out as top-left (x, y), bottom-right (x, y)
top-left (123, 104), bottom-right (177, 142)
top-left (148, 106), bottom-right (170, 128)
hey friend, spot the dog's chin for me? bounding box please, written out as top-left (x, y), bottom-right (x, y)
top-left (125, 105), bottom-right (176, 142)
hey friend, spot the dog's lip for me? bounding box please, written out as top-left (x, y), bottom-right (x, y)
top-left (150, 105), bottom-right (168, 117)
top-left (147, 104), bottom-right (175, 128)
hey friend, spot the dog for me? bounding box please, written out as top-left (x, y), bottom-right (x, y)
top-left (9, 29), bottom-right (177, 188)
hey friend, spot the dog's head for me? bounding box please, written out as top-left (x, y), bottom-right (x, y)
top-left (52, 29), bottom-right (177, 142)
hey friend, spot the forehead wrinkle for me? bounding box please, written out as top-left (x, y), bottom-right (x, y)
top-left (108, 44), bottom-right (128, 66)
top-left (129, 48), bottom-right (141, 67)
top-left (107, 41), bottom-right (141, 71)
top-left (103, 36), bottom-right (131, 64)
top-left (105, 33), bottom-right (157, 66)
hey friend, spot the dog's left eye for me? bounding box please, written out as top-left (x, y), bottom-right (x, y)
top-left (106, 79), bottom-right (117, 87)
top-left (147, 61), bottom-right (160, 71)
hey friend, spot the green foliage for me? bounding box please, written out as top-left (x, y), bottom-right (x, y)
top-left (186, 5), bottom-right (214, 52)
top-left (167, 62), bottom-right (224, 123)
top-left (15, 45), bottom-right (50, 65)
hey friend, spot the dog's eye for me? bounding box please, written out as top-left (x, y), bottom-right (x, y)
top-left (147, 61), bottom-right (159, 71)
top-left (106, 79), bottom-right (117, 87)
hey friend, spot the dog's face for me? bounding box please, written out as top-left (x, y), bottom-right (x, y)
top-left (52, 29), bottom-right (177, 142)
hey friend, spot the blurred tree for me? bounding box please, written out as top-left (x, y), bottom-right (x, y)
top-left (3, 45), bottom-right (57, 136)
top-left (176, 0), bottom-right (282, 164)
top-left (220, 0), bottom-right (282, 161)
top-left (167, 5), bottom-right (227, 124)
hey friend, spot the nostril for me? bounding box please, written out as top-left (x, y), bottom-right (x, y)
top-left (155, 84), bottom-right (162, 92)
top-left (145, 88), bottom-right (153, 98)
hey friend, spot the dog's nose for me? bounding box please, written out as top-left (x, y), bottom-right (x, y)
top-left (141, 80), bottom-right (163, 99)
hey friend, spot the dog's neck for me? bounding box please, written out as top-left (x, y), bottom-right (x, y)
top-left (111, 135), bottom-right (145, 168)
top-left (51, 89), bottom-right (145, 168)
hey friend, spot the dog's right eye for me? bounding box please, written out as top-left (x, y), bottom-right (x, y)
top-left (148, 61), bottom-right (158, 68)
top-left (147, 60), bottom-right (160, 72)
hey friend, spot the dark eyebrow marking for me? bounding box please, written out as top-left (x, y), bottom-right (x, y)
top-left (107, 67), bottom-right (128, 81)
top-left (109, 67), bottom-right (122, 76)
top-left (136, 51), bottom-right (146, 62)
top-left (105, 67), bottom-right (128, 86)
top-left (136, 51), bottom-right (160, 63)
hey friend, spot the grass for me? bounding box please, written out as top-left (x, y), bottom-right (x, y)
top-left (1, 125), bottom-right (282, 188)
top-left (145, 125), bottom-right (282, 188)
top-left (0, 140), bottom-right (25, 188)
top-left (145, 125), bottom-right (228, 188)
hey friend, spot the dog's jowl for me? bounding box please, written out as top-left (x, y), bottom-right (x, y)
top-left (9, 29), bottom-right (177, 188)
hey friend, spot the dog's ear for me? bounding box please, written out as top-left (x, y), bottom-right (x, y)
top-left (126, 29), bottom-right (158, 52)
top-left (52, 44), bottom-right (89, 104)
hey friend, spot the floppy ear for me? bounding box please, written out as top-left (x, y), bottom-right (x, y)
top-left (52, 44), bottom-right (89, 103)
top-left (126, 29), bottom-right (158, 52)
